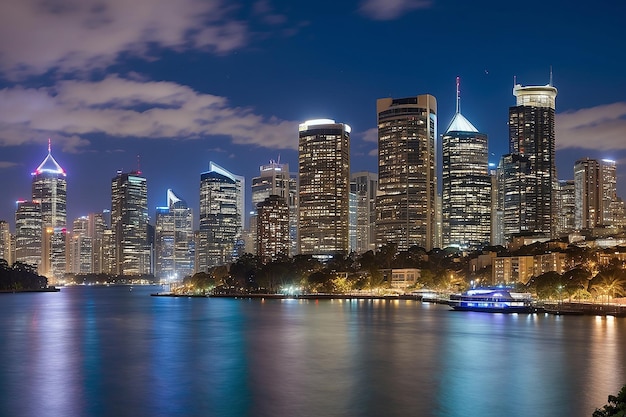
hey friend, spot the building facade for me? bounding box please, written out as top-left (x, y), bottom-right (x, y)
top-left (556, 179), bottom-right (576, 236)
top-left (256, 194), bottom-right (290, 263)
top-left (14, 200), bottom-right (42, 270)
top-left (376, 95), bottom-right (437, 251)
top-left (111, 170), bottom-right (149, 275)
top-left (350, 171), bottom-right (377, 254)
top-left (441, 80), bottom-right (490, 250)
top-left (0, 220), bottom-right (12, 264)
top-left (574, 158), bottom-right (617, 229)
top-left (155, 189), bottom-right (194, 280)
top-left (298, 119), bottom-right (351, 257)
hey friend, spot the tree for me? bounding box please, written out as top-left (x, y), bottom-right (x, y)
top-left (593, 384), bottom-right (626, 417)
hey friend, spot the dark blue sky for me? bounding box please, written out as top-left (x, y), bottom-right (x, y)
top-left (1, 0), bottom-right (625, 229)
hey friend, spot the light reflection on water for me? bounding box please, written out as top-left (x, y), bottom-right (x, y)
top-left (0, 286), bottom-right (625, 417)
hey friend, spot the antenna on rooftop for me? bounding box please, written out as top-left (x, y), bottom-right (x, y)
top-left (48, 138), bottom-right (51, 154)
top-left (456, 76), bottom-right (460, 114)
top-left (137, 154), bottom-right (141, 174)
top-left (513, 75), bottom-right (517, 86)
top-left (549, 65), bottom-right (553, 86)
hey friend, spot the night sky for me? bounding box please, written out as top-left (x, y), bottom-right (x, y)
top-left (1, 0), bottom-right (625, 230)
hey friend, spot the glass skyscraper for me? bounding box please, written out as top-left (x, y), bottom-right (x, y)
top-left (298, 119), bottom-right (351, 257)
top-left (376, 95), bottom-right (437, 251)
top-left (111, 170), bottom-right (149, 275)
top-left (441, 80), bottom-right (490, 250)
top-left (574, 158), bottom-right (617, 229)
top-left (155, 189), bottom-right (194, 280)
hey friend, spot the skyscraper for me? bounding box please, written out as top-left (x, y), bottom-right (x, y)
top-left (298, 119), bottom-right (351, 257)
top-left (574, 158), bottom-right (617, 229)
top-left (197, 163), bottom-right (242, 271)
top-left (503, 83), bottom-right (557, 241)
top-left (251, 160), bottom-right (298, 256)
top-left (350, 171), bottom-right (377, 254)
top-left (376, 95), bottom-right (437, 251)
top-left (555, 179), bottom-right (576, 236)
top-left (256, 194), bottom-right (290, 263)
top-left (155, 189), bottom-right (194, 280)
top-left (441, 79), bottom-right (491, 250)
top-left (14, 200), bottom-right (42, 269)
top-left (0, 220), bottom-right (12, 264)
top-left (32, 140), bottom-right (67, 279)
top-left (111, 170), bottom-right (149, 275)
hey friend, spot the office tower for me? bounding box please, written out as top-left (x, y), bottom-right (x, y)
top-left (111, 170), bottom-right (149, 275)
top-left (69, 216), bottom-right (93, 274)
top-left (209, 162), bottom-right (245, 230)
top-left (197, 163), bottom-right (242, 271)
top-left (498, 153), bottom-right (531, 240)
top-left (32, 140), bottom-right (67, 279)
top-left (256, 195), bottom-right (290, 263)
top-left (503, 83), bottom-right (557, 241)
top-left (555, 180), bottom-right (575, 236)
top-left (349, 191), bottom-right (357, 254)
top-left (0, 220), bottom-right (13, 264)
top-left (376, 95), bottom-right (437, 251)
top-left (574, 158), bottom-right (617, 229)
top-left (350, 172), bottom-right (377, 254)
top-left (441, 79), bottom-right (491, 250)
top-left (251, 160), bottom-right (298, 256)
top-left (490, 166), bottom-right (504, 246)
top-left (298, 119), bottom-right (351, 256)
top-left (14, 200), bottom-right (42, 270)
top-left (155, 189), bottom-right (194, 280)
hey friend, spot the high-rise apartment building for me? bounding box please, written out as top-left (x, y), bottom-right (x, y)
top-left (197, 163), bottom-right (242, 271)
top-left (298, 119), bottom-right (351, 257)
top-left (441, 79), bottom-right (490, 250)
top-left (14, 200), bottom-right (42, 270)
top-left (256, 194), bottom-right (290, 263)
top-left (350, 171), bottom-right (377, 254)
top-left (574, 158), bottom-right (617, 229)
top-left (501, 83), bottom-right (557, 241)
top-left (111, 170), bottom-right (149, 275)
top-left (32, 141), bottom-right (67, 279)
top-left (155, 189), bottom-right (194, 280)
top-left (555, 180), bottom-right (576, 236)
top-left (69, 216), bottom-right (93, 274)
top-left (376, 95), bottom-right (437, 251)
top-left (251, 161), bottom-right (298, 256)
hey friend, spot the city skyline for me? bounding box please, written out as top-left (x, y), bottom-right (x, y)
top-left (0, 0), bottom-right (625, 226)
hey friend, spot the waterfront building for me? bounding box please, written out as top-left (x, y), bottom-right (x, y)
top-left (0, 220), bottom-right (13, 265)
top-left (298, 119), bottom-right (351, 257)
top-left (350, 171), bottom-right (377, 254)
top-left (502, 83), bottom-right (557, 242)
top-left (251, 160), bottom-right (298, 256)
top-left (111, 170), bottom-right (149, 275)
top-left (556, 179), bottom-right (576, 236)
top-left (256, 195), bottom-right (290, 263)
top-left (574, 158), bottom-right (617, 229)
top-left (197, 163), bottom-right (242, 271)
top-left (155, 189), bottom-right (194, 280)
top-left (390, 268), bottom-right (421, 290)
top-left (69, 217), bottom-right (93, 274)
top-left (441, 79), bottom-right (490, 250)
top-left (32, 140), bottom-right (67, 280)
top-left (349, 191), bottom-right (357, 253)
top-left (490, 166), bottom-right (504, 246)
top-left (376, 95), bottom-right (437, 251)
top-left (492, 255), bottom-right (534, 285)
top-left (14, 200), bottom-right (42, 270)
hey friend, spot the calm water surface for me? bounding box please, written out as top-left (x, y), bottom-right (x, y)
top-left (1, 285), bottom-right (625, 417)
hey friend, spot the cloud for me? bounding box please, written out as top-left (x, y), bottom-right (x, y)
top-left (359, 127), bottom-right (378, 143)
top-left (0, 161), bottom-right (19, 169)
top-left (359, 0), bottom-right (432, 20)
top-left (0, 0), bottom-right (247, 78)
top-left (0, 75), bottom-right (299, 151)
top-left (556, 102), bottom-right (626, 151)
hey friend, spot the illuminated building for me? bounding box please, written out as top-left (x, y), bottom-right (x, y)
top-left (574, 158), bottom-right (617, 229)
top-left (256, 194), bottom-right (290, 263)
top-left (197, 163), bottom-right (242, 271)
top-left (298, 119), bottom-right (351, 256)
top-left (555, 180), bottom-right (575, 236)
top-left (32, 140), bottom-right (67, 280)
top-left (14, 200), bottom-right (42, 270)
top-left (0, 220), bottom-right (13, 264)
top-left (376, 95), bottom-right (437, 250)
top-left (503, 83), bottom-right (557, 241)
top-left (155, 189), bottom-right (194, 280)
top-left (251, 160), bottom-right (298, 256)
top-left (441, 79), bottom-right (490, 250)
top-left (111, 170), bottom-right (149, 275)
top-left (350, 171), bottom-right (377, 254)
top-left (69, 216), bottom-right (92, 274)
top-left (349, 191), bottom-right (357, 253)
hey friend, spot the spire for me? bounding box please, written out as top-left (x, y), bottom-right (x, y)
top-left (445, 78), bottom-right (478, 133)
top-left (32, 139), bottom-right (66, 176)
top-left (456, 76), bottom-right (460, 114)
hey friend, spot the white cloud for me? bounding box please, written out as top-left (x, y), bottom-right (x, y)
top-left (360, 127), bottom-right (378, 143)
top-left (0, 161), bottom-right (19, 169)
top-left (359, 0), bottom-right (432, 20)
top-left (0, 75), bottom-right (298, 152)
top-left (0, 0), bottom-right (247, 78)
top-left (556, 102), bottom-right (626, 150)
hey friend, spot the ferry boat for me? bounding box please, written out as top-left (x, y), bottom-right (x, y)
top-left (449, 289), bottom-right (536, 313)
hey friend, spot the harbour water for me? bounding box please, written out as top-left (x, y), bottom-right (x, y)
top-left (1, 285), bottom-right (625, 417)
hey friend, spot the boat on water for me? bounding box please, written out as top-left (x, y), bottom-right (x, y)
top-left (449, 289), bottom-right (536, 313)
